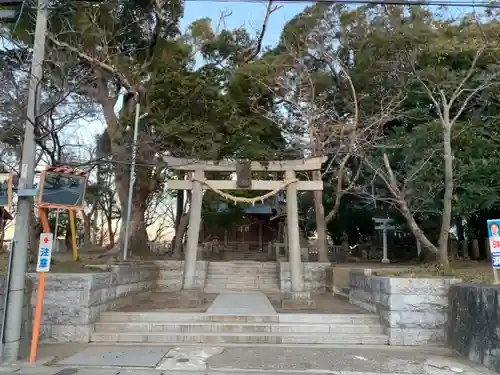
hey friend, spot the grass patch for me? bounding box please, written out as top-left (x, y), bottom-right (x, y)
top-left (375, 260), bottom-right (494, 284)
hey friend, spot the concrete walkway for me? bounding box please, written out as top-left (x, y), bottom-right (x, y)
top-left (206, 292), bottom-right (277, 315)
top-left (0, 344), bottom-right (496, 375)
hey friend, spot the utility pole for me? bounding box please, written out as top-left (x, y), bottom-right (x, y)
top-left (2, 0), bottom-right (48, 361)
top-left (123, 100), bottom-right (147, 260)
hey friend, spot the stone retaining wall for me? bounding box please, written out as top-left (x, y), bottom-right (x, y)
top-left (27, 262), bottom-right (158, 343)
top-left (279, 262), bottom-right (331, 292)
top-left (447, 284), bottom-right (500, 372)
top-left (154, 261), bottom-right (208, 291)
top-left (349, 269), bottom-right (460, 345)
top-left (0, 276), bottom-right (33, 359)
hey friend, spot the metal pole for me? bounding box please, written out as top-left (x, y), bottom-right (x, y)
top-left (2, 0), bottom-right (48, 361)
top-left (53, 209), bottom-right (59, 251)
top-left (122, 99), bottom-right (140, 261)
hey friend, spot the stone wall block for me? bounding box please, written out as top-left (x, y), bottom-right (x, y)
top-left (25, 262), bottom-right (158, 343)
top-left (348, 270), bottom-right (460, 346)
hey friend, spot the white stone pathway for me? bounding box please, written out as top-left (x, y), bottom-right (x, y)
top-left (206, 292), bottom-right (277, 315)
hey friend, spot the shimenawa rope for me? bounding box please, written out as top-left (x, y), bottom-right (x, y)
top-left (191, 177), bottom-right (299, 205)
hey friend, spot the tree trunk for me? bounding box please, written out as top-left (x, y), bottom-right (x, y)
top-left (82, 213), bottom-right (92, 248)
top-left (115, 173), bottom-right (150, 257)
top-left (438, 126), bottom-right (453, 271)
top-left (175, 191), bottom-right (184, 230)
top-left (106, 214), bottom-right (114, 248)
top-left (398, 198), bottom-right (439, 256)
top-left (99, 212), bottom-right (105, 246)
top-left (100, 96), bottom-right (153, 258)
top-left (471, 239), bottom-right (480, 260)
top-left (312, 171), bottom-right (328, 262)
top-left (92, 209), bottom-right (98, 244)
top-left (65, 224), bottom-right (72, 251)
top-left (173, 213), bottom-right (189, 258)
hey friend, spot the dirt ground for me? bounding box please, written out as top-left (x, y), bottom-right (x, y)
top-left (113, 290), bottom-right (365, 314)
top-left (116, 290), bottom-right (218, 312)
top-left (374, 259), bottom-right (495, 283)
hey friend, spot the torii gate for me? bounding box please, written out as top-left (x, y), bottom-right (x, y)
top-left (164, 156), bottom-right (326, 293)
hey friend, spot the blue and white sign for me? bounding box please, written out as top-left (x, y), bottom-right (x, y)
top-left (487, 219), bottom-right (500, 269)
top-left (36, 233), bottom-right (53, 272)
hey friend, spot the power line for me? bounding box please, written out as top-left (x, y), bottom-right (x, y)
top-left (184, 0), bottom-right (499, 7)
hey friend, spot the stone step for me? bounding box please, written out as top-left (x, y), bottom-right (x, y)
top-left (203, 286), bottom-right (280, 291)
top-left (204, 281), bottom-right (279, 285)
top-left (207, 271), bottom-right (276, 274)
top-left (99, 313), bottom-right (279, 323)
top-left (94, 322), bottom-right (385, 334)
top-left (206, 274), bottom-right (278, 278)
top-left (208, 263), bottom-right (276, 268)
top-left (204, 288), bottom-right (280, 292)
top-left (90, 332), bottom-right (389, 345)
top-left (98, 312), bottom-right (380, 324)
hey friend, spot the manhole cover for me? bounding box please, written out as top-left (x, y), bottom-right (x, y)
top-left (177, 358), bottom-right (190, 363)
top-left (53, 369), bottom-right (79, 375)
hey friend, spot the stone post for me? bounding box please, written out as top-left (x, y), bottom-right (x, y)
top-left (182, 170), bottom-right (204, 290)
top-left (285, 170), bottom-right (304, 292)
top-left (381, 225), bottom-right (390, 263)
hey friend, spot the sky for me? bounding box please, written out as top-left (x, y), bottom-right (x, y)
top-left (180, 1), bottom-right (307, 47)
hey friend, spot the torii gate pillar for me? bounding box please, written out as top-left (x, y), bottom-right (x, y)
top-left (286, 170), bottom-right (304, 292)
top-left (183, 170), bottom-right (204, 289)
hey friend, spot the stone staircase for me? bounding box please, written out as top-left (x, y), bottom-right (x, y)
top-left (204, 261), bottom-right (280, 292)
top-left (91, 312), bottom-right (389, 345)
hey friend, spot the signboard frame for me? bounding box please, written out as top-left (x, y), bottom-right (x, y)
top-left (37, 166), bottom-right (88, 210)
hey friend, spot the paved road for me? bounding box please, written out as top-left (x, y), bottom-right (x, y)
top-left (0, 345), bottom-right (495, 375)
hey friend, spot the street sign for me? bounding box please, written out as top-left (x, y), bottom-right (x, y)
top-left (0, 172), bottom-right (13, 209)
top-left (487, 219), bottom-right (500, 269)
top-left (38, 167), bottom-right (88, 209)
top-left (36, 233), bottom-right (53, 272)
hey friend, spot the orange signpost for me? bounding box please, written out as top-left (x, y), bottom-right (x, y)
top-left (29, 208), bottom-right (51, 364)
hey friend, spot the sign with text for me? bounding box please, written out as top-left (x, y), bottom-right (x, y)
top-left (0, 173), bottom-right (13, 209)
top-left (36, 233), bottom-right (53, 272)
top-left (487, 219), bottom-right (500, 269)
top-left (38, 168), bottom-right (88, 209)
